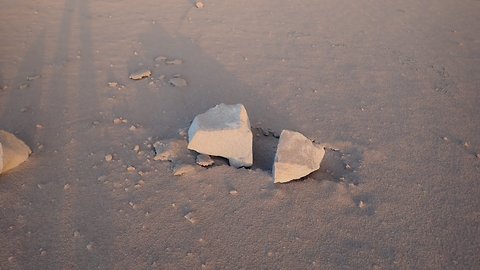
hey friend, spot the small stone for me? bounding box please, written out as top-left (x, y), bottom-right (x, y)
top-left (105, 154), bottom-right (113, 162)
top-left (40, 250), bottom-right (47, 256)
top-left (153, 139), bottom-right (188, 162)
top-left (184, 212), bottom-right (196, 223)
top-left (108, 82), bottom-right (118, 87)
top-left (127, 166), bottom-right (136, 172)
top-left (36, 124), bottom-right (44, 129)
top-left (64, 184), bottom-right (70, 190)
top-left (133, 145), bottom-right (140, 152)
top-left (19, 83), bottom-right (29, 89)
top-left (154, 56), bottom-right (167, 62)
top-left (188, 104), bottom-right (253, 168)
top-left (113, 118), bottom-right (122, 125)
top-left (359, 201), bottom-right (367, 209)
top-left (8, 256), bottom-right (14, 263)
top-left (229, 190), bottom-right (238, 195)
top-left (442, 136), bottom-right (449, 141)
top-left (272, 130), bottom-right (325, 183)
top-left (165, 59), bottom-right (183, 65)
top-left (196, 154), bottom-right (214, 167)
top-left (0, 130), bottom-right (32, 174)
top-left (27, 75), bottom-right (41, 81)
top-left (168, 77), bottom-right (187, 87)
top-left (173, 164), bottom-right (196, 176)
top-left (129, 69), bottom-right (151, 80)
top-left (476, 153), bottom-right (480, 159)
top-left (73, 231), bottom-right (80, 238)
top-left (129, 125), bottom-right (137, 131)
top-left (464, 142), bottom-right (470, 148)
top-left (86, 242), bottom-right (94, 251)
top-left (195, 1), bottom-right (204, 8)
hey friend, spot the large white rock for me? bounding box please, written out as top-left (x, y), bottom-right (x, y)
top-left (187, 104), bottom-right (253, 168)
top-left (0, 130), bottom-right (32, 174)
top-left (273, 130), bottom-right (325, 183)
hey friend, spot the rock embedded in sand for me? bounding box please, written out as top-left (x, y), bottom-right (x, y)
top-left (153, 139), bottom-right (188, 162)
top-left (188, 104), bottom-right (253, 168)
top-left (129, 69), bottom-right (151, 80)
top-left (0, 130), bottom-right (32, 174)
top-left (272, 130), bottom-right (325, 183)
top-left (173, 164), bottom-right (196, 176)
top-left (168, 77), bottom-right (187, 87)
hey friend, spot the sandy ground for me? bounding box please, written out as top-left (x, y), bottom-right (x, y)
top-left (1, 0), bottom-right (479, 269)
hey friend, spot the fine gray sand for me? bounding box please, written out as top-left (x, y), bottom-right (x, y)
top-left (1, 0), bottom-right (479, 269)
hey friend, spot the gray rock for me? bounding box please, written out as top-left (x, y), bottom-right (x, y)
top-left (188, 104), bottom-right (253, 168)
top-left (0, 130), bottom-right (32, 174)
top-left (272, 130), bottom-right (325, 183)
top-left (129, 69), bottom-right (151, 80)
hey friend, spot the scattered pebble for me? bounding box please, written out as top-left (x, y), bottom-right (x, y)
top-left (168, 77), bottom-right (187, 87)
top-left (108, 82), bottom-right (118, 87)
top-left (196, 154), bottom-right (214, 167)
top-left (442, 136), bottom-right (449, 141)
top-left (127, 166), bottom-right (136, 172)
top-left (73, 231), bottom-right (80, 238)
top-left (129, 69), bottom-right (151, 80)
top-left (129, 125), bottom-right (137, 131)
top-left (40, 250), bottom-right (47, 256)
top-left (229, 190), bottom-right (239, 196)
top-left (476, 153), bottom-right (480, 159)
top-left (195, 1), bottom-right (204, 8)
top-left (63, 184), bottom-right (70, 190)
top-left (154, 56), bottom-right (167, 62)
top-left (133, 145), bottom-right (140, 152)
top-left (86, 242), bottom-right (94, 251)
top-left (105, 154), bottom-right (113, 162)
top-left (463, 142), bottom-right (470, 148)
top-left (359, 201), bottom-right (367, 209)
top-left (19, 83), bottom-right (29, 89)
top-left (184, 212), bottom-right (196, 224)
top-left (27, 75), bottom-right (41, 81)
top-left (36, 124), bottom-right (44, 129)
top-left (8, 256), bottom-right (14, 263)
top-left (173, 164), bottom-right (196, 176)
top-left (165, 59), bottom-right (183, 65)
top-left (113, 118), bottom-right (122, 125)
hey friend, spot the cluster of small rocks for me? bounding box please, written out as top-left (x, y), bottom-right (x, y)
top-left (155, 103), bottom-right (325, 183)
top-left (128, 55), bottom-right (187, 88)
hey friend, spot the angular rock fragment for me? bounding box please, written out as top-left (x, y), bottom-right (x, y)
top-left (0, 130), bottom-right (32, 174)
top-left (168, 77), bottom-right (187, 87)
top-left (196, 154), bottom-right (214, 167)
top-left (188, 104), bottom-right (253, 168)
top-left (129, 69), bottom-right (151, 80)
top-left (153, 139), bottom-right (195, 164)
top-left (173, 164), bottom-right (197, 176)
top-left (272, 130), bottom-right (325, 183)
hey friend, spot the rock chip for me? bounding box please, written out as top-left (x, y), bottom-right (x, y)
top-left (272, 130), bottom-right (325, 183)
top-left (168, 77), bottom-right (187, 87)
top-left (196, 154), bottom-right (214, 167)
top-left (0, 130), bottom-right (32, 174)
top-left (129, 69), bottom-right (151, 80)
top-left (173, 164), bottom-right (197, 176)
top-left (188, 104), bottom-right (253, 168)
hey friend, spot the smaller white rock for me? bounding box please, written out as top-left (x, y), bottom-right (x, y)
top-left (273, 130), bottom-right (325, 183)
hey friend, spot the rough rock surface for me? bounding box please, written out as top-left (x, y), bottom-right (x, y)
top-left (273, 130), bottom-right (325, 183)
top-left (0, 130), bottom-right (32, 174)
top-left (187, 104), bottom-right (253, 168)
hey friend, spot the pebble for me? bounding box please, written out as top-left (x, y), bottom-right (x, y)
top-left (40, 250), bottom-right (47, 256)
top-left (154, 56), bottom-right (167, 62)
top-left (195, 1), bottom-right (204, 8)
top-left (27, 75), bottom-right (41, 81)
top-left (8, 256), bottom-right (14, 263)
top-left (129, 69), bottom-right (151, 80)
top-left (107, 82), bottom-right (118, 87)
top-left (359, 201), bottom-right (367, 209)
top-left (168, 77), bottom-right (187, 87)
top-left (64, 184), bottom-right (70, 190)
top-left (73, 231), bottom-right (80, 238)
top-left (196, 154), bottom-right (214, 167)
top-left (36, 124), bottom-right (44, 129)
top-left (113, 118), bottom-right (123, 125)
top-left (184, 212), bottom-right (196, 224)
top-left (129, 125), bottom-right (137, 131)
top-left (105, 154), bottom-right (113, 162)
top-left (86, 242), bottom-right (94, 251)
top-left (229, 190), bottom-right (238, 195)
top-left (165, 59), bottom-right (183, 65)
top-left (173, 164), bottom-right (196, 176)
top-left (19, 83), bottom-right (29, 89)
top-left (133, 145), bottom-right (140, 152)
top-left (127, 166), bottom-right (136, 172)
